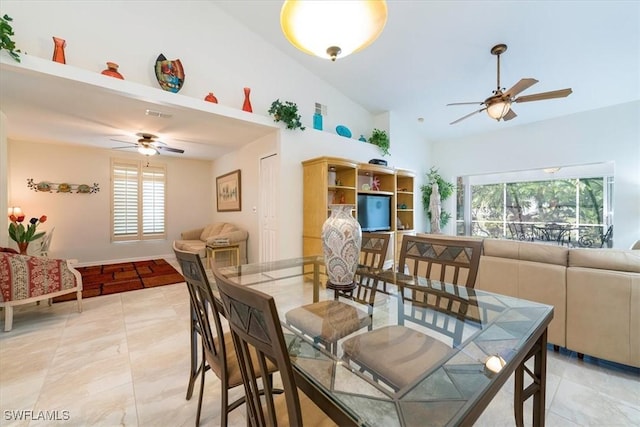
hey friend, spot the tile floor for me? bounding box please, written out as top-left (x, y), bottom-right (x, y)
top-left (1, 262), bottom-right (639, 426)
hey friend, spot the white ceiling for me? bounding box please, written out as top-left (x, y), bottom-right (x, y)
top-left (216, 0), bottom-right (640, 140)
top-left (1, 1), bottom-right (638, 160)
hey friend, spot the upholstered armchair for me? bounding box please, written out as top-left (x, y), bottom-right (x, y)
top-left (0, 251), bottom-right (83, 331)
top-left (173, 222), bottom-right (248, 264)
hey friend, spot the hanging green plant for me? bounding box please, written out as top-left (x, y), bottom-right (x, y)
top-left (421, 167), bottom-right (455, 228)
top-left (268, 99), bottom-right (305, 130)
top-left (0, 14), bottom-right (21, 62)
top-left (368, 128), bottom-right (390, 156)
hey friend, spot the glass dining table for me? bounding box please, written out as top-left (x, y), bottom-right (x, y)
top-left (209, 256), bottom-right (553, 427)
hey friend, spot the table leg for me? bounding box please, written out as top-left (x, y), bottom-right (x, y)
top-left (313, 260), bottom-right (320, 303)
top-left (514, 329), bottom-right (547, 427)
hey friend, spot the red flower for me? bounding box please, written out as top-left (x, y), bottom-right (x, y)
top-left (9, 214), bottom-right (17, 222)
top-left (16, 215), bottom-right (25, 222)
top-left (40, 215), bottom-right (47, 223)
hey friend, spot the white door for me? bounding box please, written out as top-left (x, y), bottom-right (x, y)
top-left (259, 154), bottom-right (278, 263)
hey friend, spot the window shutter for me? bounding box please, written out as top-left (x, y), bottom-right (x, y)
top-left (111, 159), bottom-right (167, 241)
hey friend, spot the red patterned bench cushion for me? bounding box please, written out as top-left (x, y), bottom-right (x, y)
top-left (0, 252), bottom-right (78, 302)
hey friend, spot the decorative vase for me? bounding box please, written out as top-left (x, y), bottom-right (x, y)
top-left (17, 242), bottom-right (29, 255)
top-left (101, 62), bottom-right (124, 79)
top-left (204, 92), bottom-right (218, 103)
top-left (52, 37), bottom-right (66, 64)
top-left (242, 87), bottom-right (252, 112)
top-left (359, 135), bottom-right (367, 142)
top-left (321, 204), bottom-right (362, 291)
top-left (313, 112), bottom-right (323, 131)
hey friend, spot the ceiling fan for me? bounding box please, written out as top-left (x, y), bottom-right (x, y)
top-left (111, 133), bottom-right (185, 156)
top-left (447, 43), bottom-right (572, 125)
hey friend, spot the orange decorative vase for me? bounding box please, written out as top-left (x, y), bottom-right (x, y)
top-left (101, 62), bottom-right (124, 79)
top-left (52, 37), bottom-right (66, 64)
top-left (204, 92), bottom-right (218, 103)
top-left (17, 242), bottom-right (29, 255)
top-left (242, 87), bottom-right (252, 112)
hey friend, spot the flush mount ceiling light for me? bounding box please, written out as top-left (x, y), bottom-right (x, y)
top-left (280, 0), bottom-right (388, 61)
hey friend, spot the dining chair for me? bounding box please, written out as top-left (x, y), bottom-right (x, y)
top-left (284, 232), bottom-right (390, 354)
top-left (398, 234), bottom-right (483, 288)
top-left (342, 279), bottom-right (482, 391)
top-left (212, 269), bottom-right (337, 427)
top-left (173, 248), bottom-right (277, 427)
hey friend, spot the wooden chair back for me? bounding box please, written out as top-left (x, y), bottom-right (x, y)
top-left (398, 234), bottom-right (482, 288)
top-left (174, 248), bottom-right (237, 426)
top-left (213, 270), bottom-right (305, 427)
top-left (399, 280), bottom-right (482, 346)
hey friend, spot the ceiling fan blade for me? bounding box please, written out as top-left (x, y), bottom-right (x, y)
top-left (504, 78), bottom-right (538, 98)
top-left (157, 146), bottom-right (185, 154)
top-left (502, 109), bottom-right (518, 121)
top-left (111, 146), bottom-right (136, 150)
top-left (447, 101), bottom-right (484, 106)
top-left (450, 108), bottom-right (486, 125)
top-left (514, 88), bottom-right (573, 103)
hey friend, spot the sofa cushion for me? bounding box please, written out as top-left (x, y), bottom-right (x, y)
top-left (173, 240), bottom-right (206, 257)
top-left (200, 223), bottom-right (227, 241)
top-left (569, 248), bottom-right (640, 273)
top-left (483, 238), bottom-right (567, 266)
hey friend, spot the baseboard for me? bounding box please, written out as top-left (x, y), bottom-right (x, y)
top-left (73, 253), bottom-right (177, 268)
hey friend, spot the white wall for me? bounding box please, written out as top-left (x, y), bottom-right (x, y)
top-left (431, 101), bottom-right (640, 249)
top-left (7, 140), bottom-right (212, 263)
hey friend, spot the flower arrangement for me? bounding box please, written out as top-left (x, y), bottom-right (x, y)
top-left (8, 213), bottom-right (47, 244)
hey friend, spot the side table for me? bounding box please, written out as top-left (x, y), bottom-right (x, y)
top-left (206, 243), bottom-right (240, 270)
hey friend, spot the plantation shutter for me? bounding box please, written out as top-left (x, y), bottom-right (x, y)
top-left (142, 166), bottom-right (166, 236)
top-left (111, 159), bottom-right (167, 241)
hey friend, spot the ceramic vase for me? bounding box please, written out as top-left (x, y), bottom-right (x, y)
top-left (321, 204), bottom-right (362, 290)
top-left (242, 87), bottom-right (252, 112)
top-left (101, 62), bottom-right (124, 79)
top-left (17, 242), bottom-right (29, 255)
top-left (52, 37), bottom-right (66, 64)
top-left (204, 92), bottom-right (218, 103)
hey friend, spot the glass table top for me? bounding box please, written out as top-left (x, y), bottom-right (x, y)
top-left (212, 257), bottom-right (553, 426)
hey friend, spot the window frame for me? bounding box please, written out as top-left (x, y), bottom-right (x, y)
top-left (111, 158), bottom-right (167, 242)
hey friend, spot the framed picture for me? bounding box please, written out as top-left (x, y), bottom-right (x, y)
top-left (216, 169), bottom-right (241, 212)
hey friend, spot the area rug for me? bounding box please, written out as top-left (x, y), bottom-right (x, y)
top-left (53, 259), bottom-right (184, 302)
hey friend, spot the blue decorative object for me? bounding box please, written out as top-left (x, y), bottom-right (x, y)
top-left (336, 125), bottom-right (352, 138)
top-left (358, 134), bottom-right (367, 142)
top-left (313, 112), bottom-right (323, 130)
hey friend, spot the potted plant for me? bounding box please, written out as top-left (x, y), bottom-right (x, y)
top-left (368, 128), bottom-right (390, 156)
top-left (421, 167), bottom-right (454, 229)
top-left (268, 99), bottom-right (305, 130)
top-left (1, 14), bottom-right (21, 62)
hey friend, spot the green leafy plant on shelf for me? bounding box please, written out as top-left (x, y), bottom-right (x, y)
top-left (0, 14), bottom-right (21, 62)
top-left (421, 167), bottom-right (455, 228)
top-left (268, 99), bottom-right (306, 130)
top-left (368, 128), bottom-right (390, 156)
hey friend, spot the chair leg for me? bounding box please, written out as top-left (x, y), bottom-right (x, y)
top-left (3, 306), bottom-right (13, 332)
top-left (195, 348), bottom-right (206, 427)
top-left (221, 377), bottom-right (229, 427)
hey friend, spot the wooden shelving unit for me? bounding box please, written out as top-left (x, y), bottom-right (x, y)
top-left (302, 157), bottom-right (416, 273)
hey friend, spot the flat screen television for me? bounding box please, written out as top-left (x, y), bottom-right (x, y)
top-left (357, 194), bottom-right (391, 232)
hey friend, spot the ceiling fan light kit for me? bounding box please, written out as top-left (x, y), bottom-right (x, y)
top-left (280, 0), bottom-right (388, 61)
top-left (447, 43), bottom-right (572, 125)
top-left (111, 133), bottom-right (185, 157)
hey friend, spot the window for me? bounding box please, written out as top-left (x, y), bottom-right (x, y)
top-left (111, 159), bottom-right (166, 241)
top-left (456, 163), bottom-right (613, 245)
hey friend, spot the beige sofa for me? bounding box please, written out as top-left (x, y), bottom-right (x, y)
top-left (173, 222), bottom-right (248, 264)
top-left (476, 238), bottom-right (640, 368)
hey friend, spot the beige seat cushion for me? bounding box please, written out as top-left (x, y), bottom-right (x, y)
top-left (342, 325), bottom-right (452, 390)
top-left (172, 240), bottom-right (206, 257)
top-left (285, 300), bottom-right (370, 343)
top-left (273, 389), bottom-right (337, 426)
